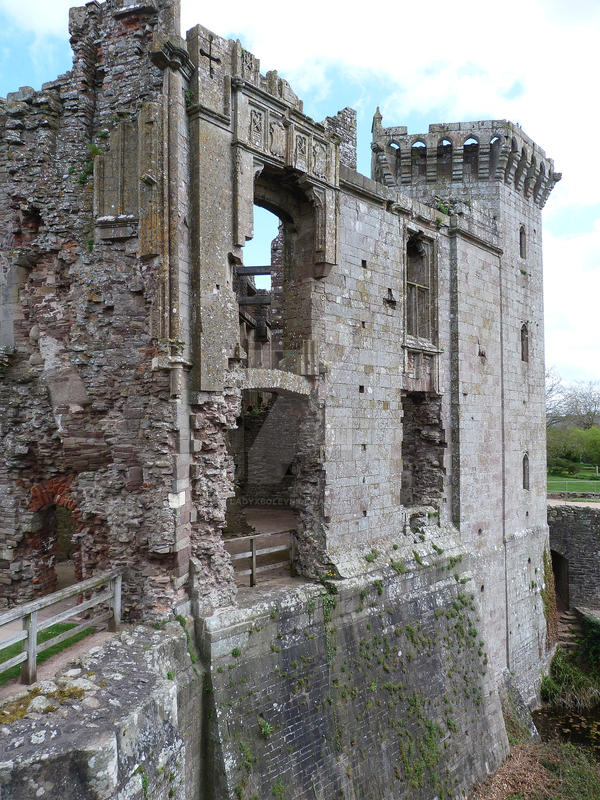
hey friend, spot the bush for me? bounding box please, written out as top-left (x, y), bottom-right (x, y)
top-left (579, 615), bottom-right (600, 675)
top-left (543, 647), bottom-right (600, 709)
top-left (541, 673), bottom-right (561, 703)
top-left (548, 457), bottom-right (579, 476)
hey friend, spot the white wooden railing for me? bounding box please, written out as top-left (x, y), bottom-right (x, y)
top-left (225, 531), bottom-right (296, 586)
top-left (0, 569), bottom-right (122, 684)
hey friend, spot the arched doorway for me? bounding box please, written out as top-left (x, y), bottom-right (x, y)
top-left (551, 549), bottom-right (570, 610)
top-left (32, 504), bottom-right (78, 596)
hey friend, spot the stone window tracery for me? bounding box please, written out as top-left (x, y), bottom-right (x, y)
top-left (406, 235), bottom-right (432, 341)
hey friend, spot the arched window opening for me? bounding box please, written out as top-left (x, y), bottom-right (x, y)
top-left (463, 137), bottom-right (479, 180)
top-left (519, 225), bottom-right (527, 259)
top-left (523, 453), bottom-right (530, 490)
top-left (437, 138), bottom-right (452, 180)
top-left (406, 234), bottom-right (431, 340)
top-left (249, 168), bottom-right (319, 375)
top-left (390, 141), bottom-right (401, 176)
top-left (411, 140), bottom-right (427, 180)
top-left (521, 323), bottom-right (529, 362)
top-left (238, 205), bottom-right (282, 369)
top-left (489, 135), bottom-right (501, 178)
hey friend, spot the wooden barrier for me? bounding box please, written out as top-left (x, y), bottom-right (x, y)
top-left (0, 569), bottom-right (123, 684)
top-left (225, 531), bottom-right (296, 586)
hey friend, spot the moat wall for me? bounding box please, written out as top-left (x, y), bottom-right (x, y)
top-left (200, 561), bottom-right (508, 800)
top-left (0, 562), bottom-right (509, 800)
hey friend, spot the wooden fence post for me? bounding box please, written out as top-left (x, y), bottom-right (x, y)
top-left (108, 574), bottom-right (122, 632)
top-left (290, 534), bottom-right (296, 577)
top-left (21, 610), bottom-right (37, 685)
top-left (250, 537), bottom-right (257, 587)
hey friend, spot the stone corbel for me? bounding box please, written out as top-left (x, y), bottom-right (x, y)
top-left (301, 181), bottom-right (338, 278)
top-left (150, 38), bottom-right (195, 81)
top-left (233, 150), bottom-right (263, 247)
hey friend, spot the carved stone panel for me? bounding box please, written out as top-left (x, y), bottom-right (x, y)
top-left (269, 119), bottom-right (286, 160)
top-left (94, 121), bottom-right (139, 220)
top-left (312, 140), bottom-right (328, 179)
top-left (294, 134), bottom-right (308, 171)
top-left (249, 107), bottom-right (265, 150)
top-left (138, 102), bottom-right (163, 260)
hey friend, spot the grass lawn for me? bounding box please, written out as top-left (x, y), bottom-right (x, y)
top-left (547, 478), bottom-right (600, 493)
top-left (547, 465), bottom-right (600, 494)
top-left (0, 623), bottom-right (94, 686)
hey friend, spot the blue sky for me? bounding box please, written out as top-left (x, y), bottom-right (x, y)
top-left (1, 0), bottom-right (599, 383)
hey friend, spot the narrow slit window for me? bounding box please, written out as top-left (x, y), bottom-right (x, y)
top-left (521, 323), bottom-right (529, 362)
top-left (523, 453), bottom-right (530, 490)
top-left (519, 226), bottom-right (527, 258)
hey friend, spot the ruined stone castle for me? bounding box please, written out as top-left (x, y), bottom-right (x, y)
top-left (0, 1), bottom-right (561, 797)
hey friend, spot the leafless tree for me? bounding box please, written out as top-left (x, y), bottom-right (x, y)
top-left (563, 380), bottom-right (600, 429)
top-left (545, 368), bottom-right (566, 428)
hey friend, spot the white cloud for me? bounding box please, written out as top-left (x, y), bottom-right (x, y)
top-left (0, 0), bottom-right (73, 37)
top-left (544, 223), bottom-right (600, 381)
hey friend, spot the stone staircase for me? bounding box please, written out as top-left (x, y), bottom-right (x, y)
top-left (557, 608), bottom-right (581, 653)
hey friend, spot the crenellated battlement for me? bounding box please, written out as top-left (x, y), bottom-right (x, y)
top-left (371, 114), bottom-right (561, 208)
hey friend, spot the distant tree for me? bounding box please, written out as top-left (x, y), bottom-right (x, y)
top-left (581, 426), bottom-right (600, 466)
top-left (545, 368), bottom-right (566, 428)
top-left (563, 381), bottom-right (600, 429)
top-left (547, 425), bottom-right (586, 468)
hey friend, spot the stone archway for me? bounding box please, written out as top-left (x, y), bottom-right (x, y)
top-left (27, 478), bottom-right (83, 597)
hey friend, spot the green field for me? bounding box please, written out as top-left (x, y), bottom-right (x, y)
top-left (0, 623), bottom-right (94, 686)
top-left (548, 464), bottom-right (600, 494)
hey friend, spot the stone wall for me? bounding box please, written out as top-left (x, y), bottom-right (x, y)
top-left (548, 504), bottom-right (600, 607)
top-left (0, 621), bottom-right (201, 800)
top-left (0, 561), bottom-right (512, 800)
top-left (199, 563), bottom-right (508, 800)
top-left (0, 0), bottom-right (195, 616)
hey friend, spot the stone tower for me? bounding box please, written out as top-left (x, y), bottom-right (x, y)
top-left (372, 117), bottom-right (561, 692)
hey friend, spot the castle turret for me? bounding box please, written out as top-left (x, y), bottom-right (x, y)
top-left (372, 114), bottom-right (560, 699)
top-left (371, 118), bottom-right (561, 209)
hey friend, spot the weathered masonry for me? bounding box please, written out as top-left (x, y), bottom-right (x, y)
top-left (0, 0), bottom-right (560, 797)
top-left (548, 504), bottom-right (600, 609)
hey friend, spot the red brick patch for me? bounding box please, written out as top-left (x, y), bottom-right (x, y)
top-left (29, 478), bottom-right (82, 521)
